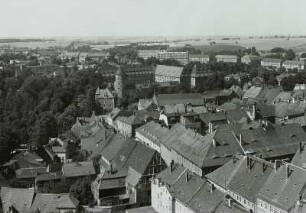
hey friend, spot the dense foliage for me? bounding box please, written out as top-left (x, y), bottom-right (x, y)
top-left (0, 69), bottom-right (107, 162)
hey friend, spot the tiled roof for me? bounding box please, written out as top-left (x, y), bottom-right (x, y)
top-left (162, 124), bottom-right (215, 168)
top-left (95, 87), bottom-right (114, 99)
top-left (238, 123), bottom-right (306, 158)
top-left (243, 86), bottom-right (262, 99)
top-left (135, 121), bottom-right (169, 147)
top-left (258, 163), bottom-right (306, 211)
top-left (15, 167), bottom-right (47, 179)
top-left (283, 60), bottom-right (305, 66)
top-left (62, 161), bottom-right (96, 178)
top-left (215, 55), bottom-right (238, 59)
top-left (275, 101), bottom-right (306, 118)
top-left (163, 103), bottom-right (185, 114)
top-left (30, 193), bottom-right (79, 213)
top-left (0, 187), bottom-right (35, 213)
top-left (36, 171), bottom-right (63, 182)
top-left (200, 112), bottom-right (227, 124)
top-left (156, 165), bottom-right (240, 213)
top-left (154, 93), bottom-right (204, 106)
top-left (125, 167), bottom-right (142, 187)
top-left (155, 65), bottom-right (184, 78)
top-left (262, 58), bottom-right (282, 63)
top-left (207, 155), bottom-right (273, 203)
top-left (116, 114), bottom-right (144, 125)
top-left (126, 206), bottom-right (158, 213)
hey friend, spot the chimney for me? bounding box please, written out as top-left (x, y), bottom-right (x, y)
top-left (300, 142), bottom-right (305, 153)
top-left (227, 198), bottom-right (232, 208)
top-left (208, 123), bottom-right (213, 133)
top-left (170, 160), bottom-right (174, 173)
top-left (286, 164), bottom-right (293, 178)
top-left (232, 156), bottom-right (238, 164)
top-left (212, 139), bottom-right (216, 147)
top-left (186, 171), bottom-right (189, 183)
top-left (239, 134), bottom-right (242, 146)
top-left (293, 98), bottom-right (296, 103)
top-left (110, 164), bottom-right (114, 174)
top-left (275, 161), bottom-right (281, 172)
top-left (246, 156), bottom-right (250, 169)
top-left (210, 184), bottom-right (215, 193)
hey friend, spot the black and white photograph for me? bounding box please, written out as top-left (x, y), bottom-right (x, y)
top-left (1, 0), bottom-right (306, 212)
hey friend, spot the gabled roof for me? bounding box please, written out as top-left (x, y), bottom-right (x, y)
top-left (258, 163), bottom-right (306, 211)
top-left (62, 161), bottom-right (96, 178)
top-left (275, 101), bottom-right (306, 118)
top-left (215, 55), bottom-right (238, 59)
top-left (207, 155), bottom-right (273, 203)
top-left (283, 60), bottom-right (305, 66)
top-left (154, 93), bottom-right (204, 106)
top-left (262, 58), bottom-right (282, 63)
top-left (162, 123), bottom-right (216, 168)
top-left (116, 114), bottom-right (144, 125)
top-left (200, 112), bottom-right (227, 124)
top-left (95, 87), bottom-right (114, 99)
top-left (15, 167), bottom-right (47, 179)
top-left (155, 65), bottom-right (184, 78)
top-left (238, 123), bottom-right (306, 159)
top-left (243, 86), bottom-right (262, 100)
top-left (156, 165), bottom-right (240, 213)
top-left (0, 187), bottom-right (35, 213)
top-left (135, 121), bottom-right (169, 147)
top-left (30, 193), bottom-right (79, 213)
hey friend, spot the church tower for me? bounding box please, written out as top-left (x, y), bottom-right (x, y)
top-left (114, 66), bottom-right (124, 99)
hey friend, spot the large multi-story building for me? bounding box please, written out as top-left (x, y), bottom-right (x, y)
top-left (282, 60), bottom-right (305, 71)
top-left (261, 58), bottom-right (282, 68)
top-left (154, 65), bottom-right (184, 84)
top-left (114, 65), bottom-right (155, 98)
top-left (215, 55), bottom-right (238, 63)
top-left (157, 50), bottom-right (189, 64)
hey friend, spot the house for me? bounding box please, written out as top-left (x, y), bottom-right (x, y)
top-left (13, 166), bottom-right (47, 188)
top-left (98, 140), bottom-right (166, 206)
top-left (283, 60), bottom-right (305, 71)
top-left (62, 161), bottom-right (96, 181)
top-left (154, 65), bottom-right (184, 84)
top-left (206, 155), bottom-right (274, 213)
top-left (200, 112), bottom-right (228, 132)
top-left (137, 99), bottom-right (157, 111)
top-left (135, 121), bottom-right (169, 153)
top-left (137, 50), bottom-right (160, 59)
top-left (257, 147), bottom-right (306, 213)
top-left (261, 58), bottom-right (282, 68)
top-left (189, 54), bottom-right (210, 63)
top-left (30, 193), bottom-right (79, 213)
top-left (241, 55), bottom-right (261, 64)
top-left (116, 114), bottom-right (146, 138)
top-left (151, 164), bottom-right (247, 213)
top-left (153, 93), bottom-right (204, 109)
top-left (203, 89), bottom-right (239, 105)
top-left (103, 108), bottom-right (134, 129)
top-left (215, 55), bottom-right (238, 63)
top-left (236, 123), bottom-right (306, 160)
top-left (0, 187), bottom-right (35, 213)
top-left (274, 101), bottom-right (306, 126)
top-left (35, 171), bottom-right (63, 193)
top-left (95, 87), bottom-right (115, 113)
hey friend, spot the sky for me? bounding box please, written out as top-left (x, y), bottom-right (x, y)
top-left (0, 0), bottom-right (305, 38)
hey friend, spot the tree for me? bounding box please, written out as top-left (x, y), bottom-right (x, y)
top-left (285, 49), bottom-right (296, 60)
top-left (271, 47), bottom-right (285, 53)
top-left (70, 177), bottom-right (94, 205)
top-left (301, 53), bottom-right (306, 58)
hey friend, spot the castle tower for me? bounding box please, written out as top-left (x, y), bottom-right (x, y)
top-left (114, 66), bottom-right (124, 99)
